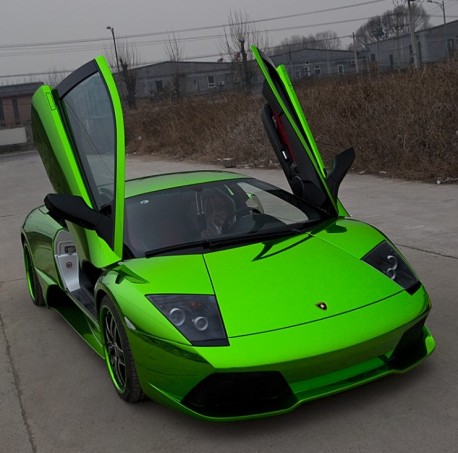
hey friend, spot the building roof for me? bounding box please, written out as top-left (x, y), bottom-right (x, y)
top-left (133, 60), bottom-right (233, 72)
top-left (271, 47), bottom-right (354, 59)
top-left (0, 82), bottom-right (43, 99)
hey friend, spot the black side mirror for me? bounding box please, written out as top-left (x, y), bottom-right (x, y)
top-left (44, 193), bottom-right (112, 244)
top-left (327, 147), bottom-right (356, 199)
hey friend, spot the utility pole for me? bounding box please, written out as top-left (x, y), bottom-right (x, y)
top-left (441, 0), bottom-right (446, 24)
top-left (106, 26), bottom-right (120, 74)
top-left (407, 0), bottom-right (420, 69)
top-left (352, 33), bottom-right (359, 74)
top-left (427, 0), bottom-right (446, 24)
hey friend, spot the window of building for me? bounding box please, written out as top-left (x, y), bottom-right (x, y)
top-left (156, 80), bottom-right (164, 93)
top-left (370, 54), bottom-right (376, 62)
top-left (207, 75), bottom-right (216, 88)
top-left (0, 99), bottom-right (5, 127)
top-left (12, 98), bottom-right (20, 125)
top-left (304, 65), bottom-right (311, 77)
top-left (337, 64), bottom-right (344, 75)
top-left (314, 65), bottom-right (321, 75)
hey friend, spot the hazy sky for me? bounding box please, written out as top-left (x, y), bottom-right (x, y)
top-left (1, 0), bottom-right (455, 83)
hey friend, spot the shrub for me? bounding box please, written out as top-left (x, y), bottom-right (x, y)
top-left (124, 59), bottom-right (458, 181)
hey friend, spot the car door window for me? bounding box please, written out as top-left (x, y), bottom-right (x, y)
top-left (62, 72), bottom-right (115, 211)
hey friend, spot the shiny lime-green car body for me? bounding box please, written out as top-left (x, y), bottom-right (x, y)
top-left (21, 48), bottom-right (434, 421)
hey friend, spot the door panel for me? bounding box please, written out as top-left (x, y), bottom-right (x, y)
top-left (252, 46), bottom-right (338, 216)
top-left (32, 57), bottom-right (125, 267)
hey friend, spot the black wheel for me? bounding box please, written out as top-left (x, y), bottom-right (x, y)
top-left (100, 296), bottom-right (144, 402)
top-left (23, 243), bottom-right (45, 306)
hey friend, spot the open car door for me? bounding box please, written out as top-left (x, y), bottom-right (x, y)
top-left (252, 46), bottom-right (354, 217)
top-left (31, 57), bottom-right (125, 268)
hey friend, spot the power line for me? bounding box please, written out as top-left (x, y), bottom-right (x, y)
top-left (0, 0), bottom-right (387, 52)
top-left (2, 9), bottom-right (456, 79)
top-left (3, 0), bottom-right (456, 80)
top-left (1, 33), bottom-right (454, 84)
top-left (0, 15), bottom-right (385, 60)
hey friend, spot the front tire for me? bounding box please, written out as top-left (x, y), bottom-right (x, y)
top-left (100, 296), bottom-right (144, 402)
top-left (23, 243), bottom-right (45, 306)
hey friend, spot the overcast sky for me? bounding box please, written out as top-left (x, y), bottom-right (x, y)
top-left (1, 0), bottom-right (456, 83)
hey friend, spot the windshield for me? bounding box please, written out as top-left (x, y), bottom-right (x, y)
top-left (124, 178), bottom-right (325, 257)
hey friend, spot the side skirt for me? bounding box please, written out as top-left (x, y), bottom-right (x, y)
top-left (48, 291), bottom-right (105, 358)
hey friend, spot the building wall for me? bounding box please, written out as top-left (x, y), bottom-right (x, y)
top-left (369, 38), bottom-right (413, 69)
top-left (0, 82), bottom-right (43, 129)
top-left (134, 61), bottom-right (236, 99)
top-left (0, 96), bottom-right (33, 128)
top-left (132, 49), bottom-right (360, 101)
top-left (366, 19), bottom-right (458, 69)
top-left (418, 21), bottom-right (458, 63)
top-left (271, 48), bottom-right (358, 79)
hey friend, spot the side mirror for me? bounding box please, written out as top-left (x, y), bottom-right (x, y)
top-left (44, 193), bottom-right (112, 244)
top-left (327, 147), bottom-right (356, 199)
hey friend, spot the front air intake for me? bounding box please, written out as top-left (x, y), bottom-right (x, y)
top-left (390, 318), bottom-right (428, 370)
top-left (182, 371), bottom-right (296, 417)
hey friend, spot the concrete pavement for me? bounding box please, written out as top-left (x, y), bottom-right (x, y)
top-left (1, 150), bottom-right (457, 452)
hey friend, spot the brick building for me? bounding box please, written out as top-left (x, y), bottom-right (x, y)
top-left (0, 82), bottom-right (43, 128)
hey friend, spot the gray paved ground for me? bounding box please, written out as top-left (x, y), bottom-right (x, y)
top-left (1, 150), bottom-right (457, 453)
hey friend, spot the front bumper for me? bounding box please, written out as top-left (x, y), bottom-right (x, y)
top-left (181, 318), bottom-right (434, 419)
top-left (129, 287), bottom-right (435, 421)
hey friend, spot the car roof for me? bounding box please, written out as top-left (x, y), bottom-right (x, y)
top-left (125, 170), bottom-right (247, 198)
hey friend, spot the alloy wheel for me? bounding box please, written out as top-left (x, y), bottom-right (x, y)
top-left (103, 308), bottom-right (127, 392)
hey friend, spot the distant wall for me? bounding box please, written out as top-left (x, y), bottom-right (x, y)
top-left (0, 127), bottom-right (27, 146)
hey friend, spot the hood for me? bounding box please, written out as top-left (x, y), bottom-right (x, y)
top-left (118, 254), bottom-right (214, 295)
top-left (204, 229), bottom-right (402, 338)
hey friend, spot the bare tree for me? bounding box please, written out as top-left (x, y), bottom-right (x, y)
top-left (355, 2), bottom-right (430, 45)
top-left (313, 31), bottom-right (342, 50)
top-left (164, 31), bottom-right (184, 62)
top-left (219, 9), bottom-right (270, 90)
top-left (273, 31), bottom-right (342, 54)
top-left (46, 67), bottom-right (68, 87)
top-left (107, 37), bottom-right (140, 109)
top-left (163, 32), bottom-right (185, 99)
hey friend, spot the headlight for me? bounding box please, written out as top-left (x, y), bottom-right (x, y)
top-left (362, 241), bottom-right (420, 292)
top-left (147, 294), bottom-right (228, 346)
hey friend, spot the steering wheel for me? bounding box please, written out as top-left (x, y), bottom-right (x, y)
top-left (221, 207), bottom-right (260, 233)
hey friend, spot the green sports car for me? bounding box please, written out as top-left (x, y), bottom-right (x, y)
top-left (21, 47), bottom-right (435, 421)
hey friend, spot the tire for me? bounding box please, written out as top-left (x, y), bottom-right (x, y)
top-left (23, 243), bottom-right (45, 306)
top-left (100, 296), bottom-right (144, 402)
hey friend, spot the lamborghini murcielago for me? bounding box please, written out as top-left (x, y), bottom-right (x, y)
top-left (21, 47), bottom-right (435, 420)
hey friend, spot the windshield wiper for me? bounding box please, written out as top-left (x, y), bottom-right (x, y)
top-left (209, 224), bottom-right (312, 249)
top-left (145, 240), bottom-right (214, 258)
top-left (145, 222), bottom-right (316, 257)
